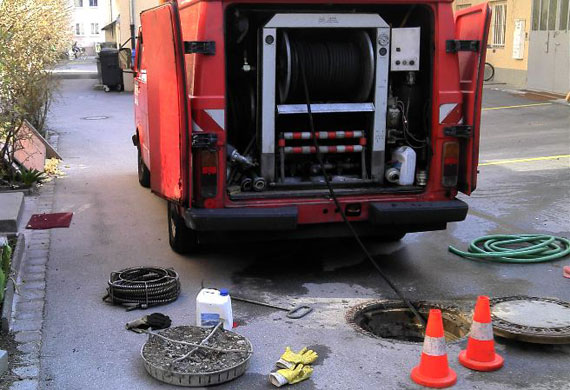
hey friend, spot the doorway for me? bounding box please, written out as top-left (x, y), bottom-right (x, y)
top-left (527, 0), bottom-right (570, 94)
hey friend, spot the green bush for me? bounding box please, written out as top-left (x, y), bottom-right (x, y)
top-left (0, 243), bottom-right (11, 302)
top-left (0, 0), bottom-right (71, 181)
top-left (16, 167), bottom-right (46, 188)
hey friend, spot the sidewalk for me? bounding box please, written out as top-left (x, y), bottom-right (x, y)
top-left (49, 58), bottom-right (98, 80)
top-left (484, 84), bottom-right (570, 106)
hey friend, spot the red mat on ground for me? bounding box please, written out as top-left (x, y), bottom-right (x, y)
top-left (26, 212), bottom-right (73, 229)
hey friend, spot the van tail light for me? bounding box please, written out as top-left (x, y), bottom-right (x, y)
top-left (442, 141), bottom-right (459, 187)
top-left (199, 150), bottom-right (218, 199)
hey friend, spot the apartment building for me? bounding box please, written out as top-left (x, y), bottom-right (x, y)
top-left (71, 0), bottom-right (112, 55)
top-left (102, 0), bottom-right (160, 90)
top-left (455, 0), bottom-right (532, 87)
top-left (454, 0), bottom-right (569, 95)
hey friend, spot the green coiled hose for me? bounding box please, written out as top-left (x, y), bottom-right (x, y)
top-left (449, 234), bottom-right (570, 263)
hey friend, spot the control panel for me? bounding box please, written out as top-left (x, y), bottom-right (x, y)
top-left (390, 27), bottom-right (421, 72)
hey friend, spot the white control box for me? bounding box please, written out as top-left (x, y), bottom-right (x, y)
top-left (390, 27), bottom-right (421, 71)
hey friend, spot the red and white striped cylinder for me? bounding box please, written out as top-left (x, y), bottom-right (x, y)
top-left (284, 145), bottom-right (364, 154)
top-left (281, 130), bottom-right (364, 140)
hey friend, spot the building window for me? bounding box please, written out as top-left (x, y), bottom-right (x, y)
top-left (560, 0), bottom-right (569, 30)
top-left (74, 0), bottom-right (83, 6)
top-left (75, 23), bottom-right (84, 36)
top-left (548, 0), bottom-right (558, 30)
top-left (540, 0), bottom-right (549, 29)
top-left (89, 0), bottom-right (98, 6)
top-left (533, 0), bottom-right (570, 31)
top-left (491, 3), bottom-right (507, 47)
top-left (91, 23), bottom-right (99, 35)
top-left (532, 0), bottom-right (541, 30)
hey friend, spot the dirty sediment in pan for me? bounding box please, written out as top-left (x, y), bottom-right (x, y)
top-left (348, 300), bottom-right (471, 343)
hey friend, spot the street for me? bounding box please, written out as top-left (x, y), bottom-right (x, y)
top-left (38, 80), bottom-right (569, 389)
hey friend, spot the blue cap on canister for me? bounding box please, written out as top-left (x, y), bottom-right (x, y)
top-left (219, 288), bottom-right (229, 296)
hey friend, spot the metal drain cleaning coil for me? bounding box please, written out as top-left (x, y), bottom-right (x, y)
top-left (449, 234), bottom-right (570, 263)
top-left (103, 267), bottom-right (180, 311)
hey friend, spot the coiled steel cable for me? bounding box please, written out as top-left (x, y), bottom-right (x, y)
top-left (449, 234), bottom-right (570, 263)
top-left (103, 267), bottom-right (180, 311)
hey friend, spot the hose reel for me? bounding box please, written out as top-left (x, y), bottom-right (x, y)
top-left (277, 30), bottom-right (375, 103)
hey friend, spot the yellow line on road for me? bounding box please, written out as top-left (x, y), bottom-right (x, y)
top-left (483, 102), bottom-right (553, 111)
top-left (479, 154), bottom-right (570, 166)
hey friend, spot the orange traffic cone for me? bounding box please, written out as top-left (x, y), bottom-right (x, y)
top-left (411, 309), bottom-right (457, 388)
top-left (459, 296), bottom-right (504, 371)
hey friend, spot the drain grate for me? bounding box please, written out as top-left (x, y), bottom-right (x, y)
top-left (81, 115), bottom-right (109, 120)
top-left (348, 300), bottom-right (471, 343)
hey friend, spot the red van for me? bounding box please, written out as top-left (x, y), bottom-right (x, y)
top-left (132, 0), bottom-right (491, 253)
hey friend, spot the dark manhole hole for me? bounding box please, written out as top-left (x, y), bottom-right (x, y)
top-left (348, 300), bottom-right (471, 343)
top-left (81, 115), bottom-right (109, 120)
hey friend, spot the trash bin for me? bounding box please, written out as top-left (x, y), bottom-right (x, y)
top-left (99, 48), bottom-right (123, 92)
top-left (96, 56), bottom-right (102, 85)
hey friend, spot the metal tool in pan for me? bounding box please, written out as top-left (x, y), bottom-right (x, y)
top-left (232, 296), bottom-right (313, 319)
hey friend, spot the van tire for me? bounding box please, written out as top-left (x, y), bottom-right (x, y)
top-left (137, 146), bottom-right (151, 188)
top-left (167, 202), bottom-right (199, 254)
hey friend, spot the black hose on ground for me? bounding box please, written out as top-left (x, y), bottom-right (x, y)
top-left (103, 267), bottom-right (180, 311)
top-left (298, 62), bottom-right (427, 328)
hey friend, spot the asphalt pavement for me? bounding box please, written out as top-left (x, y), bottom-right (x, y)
top-left (37, 80), bottom-right (569, 389)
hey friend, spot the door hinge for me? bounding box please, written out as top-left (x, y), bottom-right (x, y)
top-left (444, 125), bottom-right (472, 138)
top-left (446, 40), bottom-right (480, 53)
top-left (184, 41), bottom-right (216, 55)
top-left (192, 133), bottom-right (218, 150)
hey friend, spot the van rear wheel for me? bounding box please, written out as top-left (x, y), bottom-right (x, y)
top-left (167, 202), bottom-right (199, 254)
top-left (137, 146), bottom-right (150, 188)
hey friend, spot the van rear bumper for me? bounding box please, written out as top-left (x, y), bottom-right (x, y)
top-left (185, 207), bottom-right (298, 231)
top-left (368, 200), bottom-right (468, 225)
top-left (184, 200), bottom-right (468, 232)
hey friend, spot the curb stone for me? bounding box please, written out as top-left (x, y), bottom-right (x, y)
top-left (0, 349), bottom-right (7, 377)
top-left (0, 192), bottom-right (24, 232)
top-left (8, 133), bottom-right (59, 390)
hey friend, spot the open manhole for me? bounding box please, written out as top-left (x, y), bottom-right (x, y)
top-left (81, 115), bottom-right (109, 120)
top-left (348, 300), bottom-right (471, 343)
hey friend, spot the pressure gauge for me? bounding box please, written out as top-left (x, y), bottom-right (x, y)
top-left (378, 33), bottom-right (390, 46)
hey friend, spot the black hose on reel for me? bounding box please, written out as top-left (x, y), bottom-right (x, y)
top-left (278, 30), bottom-right (374, 103)
top-left (103, 267), bottom-right (181, 311)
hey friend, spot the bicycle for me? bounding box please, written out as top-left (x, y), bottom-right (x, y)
top-left (484, 62), bottom-right (495, 82)
top-left (72, 42), bottom-right (87, 60)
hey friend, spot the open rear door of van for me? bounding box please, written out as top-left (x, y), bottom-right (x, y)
top-left (141, 3), bottom-right (189, 204)
top-left (454, 3), bottom-right (491, 195)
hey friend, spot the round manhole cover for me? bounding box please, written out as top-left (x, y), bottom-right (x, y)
top-left (81, 115), bottom-right (109, 120)
top-left (490, 296), bottom-right (570, 344)
top-left (347, 300), bottom-right (471, 343)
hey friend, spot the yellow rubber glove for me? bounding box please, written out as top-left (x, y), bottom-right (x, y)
top-left (269, 364), bottom-right (314, 387)
top-left (276, 347), bottom-right (318, 369)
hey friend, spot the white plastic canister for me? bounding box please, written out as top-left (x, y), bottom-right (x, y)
top-left (392, 146), bottom-right (416, 185)
top-left (196, 288), bottom-right (233, 330)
